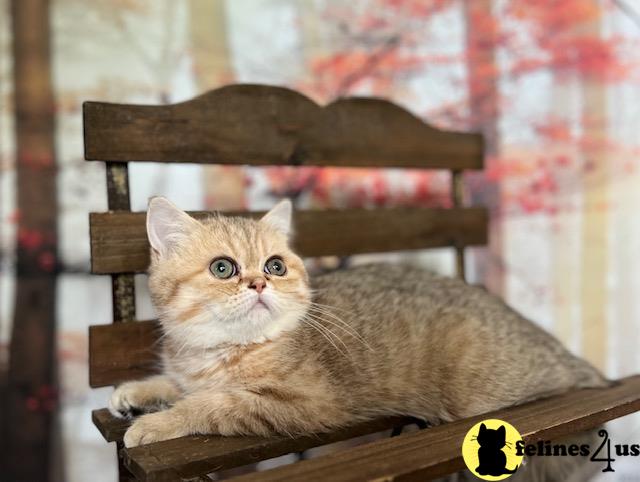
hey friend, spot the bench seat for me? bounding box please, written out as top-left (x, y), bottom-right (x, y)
top-left (92, 375), bottom-right (640, 482)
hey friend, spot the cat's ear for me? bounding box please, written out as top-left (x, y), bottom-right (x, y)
top-left (497, 425), bottom-right (506, 437)
top-left (261, 199), bottom-right (292, 237)
top-left (479, 423), bottom-right (487, 433)
top-left (146, 196), bottom-right (200, 257)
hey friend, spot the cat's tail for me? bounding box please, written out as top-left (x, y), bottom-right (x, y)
top-left (504, 466), bottom-right (519, 474)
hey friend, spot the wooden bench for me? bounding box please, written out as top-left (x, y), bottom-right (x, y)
top-left (85, 84), bottom-right (640, 481)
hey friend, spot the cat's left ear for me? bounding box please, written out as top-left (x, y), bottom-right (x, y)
top-left (497, 425), bottom-right (506, 436)
top-left (147, 196), bottom-right (201, 257)
top-left (261, 199), bottom-right (292, 237)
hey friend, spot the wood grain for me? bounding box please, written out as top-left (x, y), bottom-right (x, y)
top-left (89, 207), bottom-right (488, 274)
top-left (93, 408), bottom-right (131, 442)
top-left (105, 162), bottom-right (137, 323)
top-left (233, 376), bottom-right (640, 482)
top-left (89, 320), bottom-right (161, 388)
top-left (83, 84), bottom-right (483, 170)
top-left (123, 417), bottom-right (417, 482)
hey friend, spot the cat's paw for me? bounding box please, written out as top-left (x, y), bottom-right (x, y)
top-left (123, 411), bottom-right (188, 447)
top-left (109, 381), bottom-right (167, 419)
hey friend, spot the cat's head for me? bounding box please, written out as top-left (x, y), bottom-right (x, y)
top-left (477, 423), bottom-right (506, 449)
top-left (146, 197), bottom-right (310, 349)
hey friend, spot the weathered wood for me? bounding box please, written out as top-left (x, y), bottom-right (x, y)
top-left (89, 207), bottom-right (488, 274)
top-left (123, 416), bottom-right (416, 482)
top-left (106, 161), bottom-right (136, 482)
top-left (89, 321), bottom-right (161, 388)
top-left (106, 162), bottom-right (132, 211)
top-left (118, 442), bottom-right (138, 482)
top-left (83, 85), bottom-right (483, 170)
top-left (233, 375), bottom-right (640, 482)
top-left (106, 162), bottom-right (137, 322)
top-left (451, 171), bottom-right (466, 280)
top-left (111, 274), bottom-right (136, 323)
top-left (93, 408), bottom-right (130, 442)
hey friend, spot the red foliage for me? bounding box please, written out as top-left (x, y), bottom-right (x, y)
top-left (533, 119), bottom-right (573, 143)
top-left (380, 0), bottom-right (454, 16)
top-left (295, 0), bottom-right (636, 216)
top-left (506, 0), bottom-right (631, 82)
top-left (508, 0), bottom-right (600, 32)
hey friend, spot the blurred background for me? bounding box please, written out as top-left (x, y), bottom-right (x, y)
top-left (1, 0), bottom-right (640, 480)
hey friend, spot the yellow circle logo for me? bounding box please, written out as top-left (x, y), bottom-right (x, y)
top-left (461, 419), bottom-right (523, 480)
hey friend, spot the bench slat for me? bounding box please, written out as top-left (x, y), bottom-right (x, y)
top-left (121, 415), bottom-right (414, 482)
top-left (233, 375), bottom-right (640, 482)
top-left (89, 321), bottom-right (160, 388)
top-left (94, 376), bottom-right (640, 481)
top-left (84, 85), bottom-right (483, 170)
top-left (93, 408), bottom-right (130, 442)
top-left (90, 207), bottom-right (488, 274)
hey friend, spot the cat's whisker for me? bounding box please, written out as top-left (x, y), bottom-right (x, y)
top-left (306, 301), bottom-right (357, 322)
top-left (308, 300), bottom-right (353, 315)
top-left (307, 303), bottom-right (354, 320)
top-left (303, 310), bottom-right (372, 351)
top-left (172, 337), bottom-right (191, 359)
top-left (305, 306), bottom-right (372, 350)
top-left (296, 300), bottom-right (371, 347)
top-left (279, 295), bottom-right (370, 350)
top-left (300, 315), bottom-right (352, 357)
top-left (300, 318), bottom-right (349, 359)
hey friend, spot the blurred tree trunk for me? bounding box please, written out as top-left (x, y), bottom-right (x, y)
top-left (463, 0), bottom-right (503, 293)
top-left (2, 0), bottom-right (59, 480)
top-left (189, 0), bottom-right (245, 210)
top-left (579, 11), bottom-right (609, 372)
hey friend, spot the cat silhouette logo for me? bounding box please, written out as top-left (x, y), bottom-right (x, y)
top-left (461, 419), bottom-right (523, 480)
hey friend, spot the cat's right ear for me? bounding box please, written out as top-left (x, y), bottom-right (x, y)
top-left (479, 423), bottom-right (487, 433)
top-left (146, 197), bottom-right (200, 257)
top-left (260, 198), bottom-right (292, 237)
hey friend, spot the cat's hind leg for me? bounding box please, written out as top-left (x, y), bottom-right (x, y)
top-left (109, 375), bottom-right (181, 419)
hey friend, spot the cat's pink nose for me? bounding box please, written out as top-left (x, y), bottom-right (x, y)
top-left (248, 277), bottom-right (266, 293)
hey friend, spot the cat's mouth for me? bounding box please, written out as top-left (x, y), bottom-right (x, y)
top-left (252, 297), bottom-right (270, 311)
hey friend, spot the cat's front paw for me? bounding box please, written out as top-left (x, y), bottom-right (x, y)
top-left (109, 381), bottom-right (168, 419)
top-left (123, 411), bottom-right (189, 447)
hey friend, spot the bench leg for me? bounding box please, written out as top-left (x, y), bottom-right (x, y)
top-left (117, 442), bottom-right (136, 481)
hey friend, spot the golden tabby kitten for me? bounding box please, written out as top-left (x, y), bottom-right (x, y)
top-left (111, 197), bottom-right (606, 480)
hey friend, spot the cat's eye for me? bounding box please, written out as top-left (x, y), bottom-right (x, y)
top-left (264, 257), bottom-right (286, 276)
top-left (209, 257), bottom-right (237, 279)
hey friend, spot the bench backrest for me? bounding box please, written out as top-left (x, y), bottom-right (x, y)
top-left (85, 84), bottom-right (486, 388)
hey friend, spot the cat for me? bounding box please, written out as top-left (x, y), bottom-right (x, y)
top-left (475, 423), bottom-right (518, 476)
top-left (110, 197), bottom-right (608, 480)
